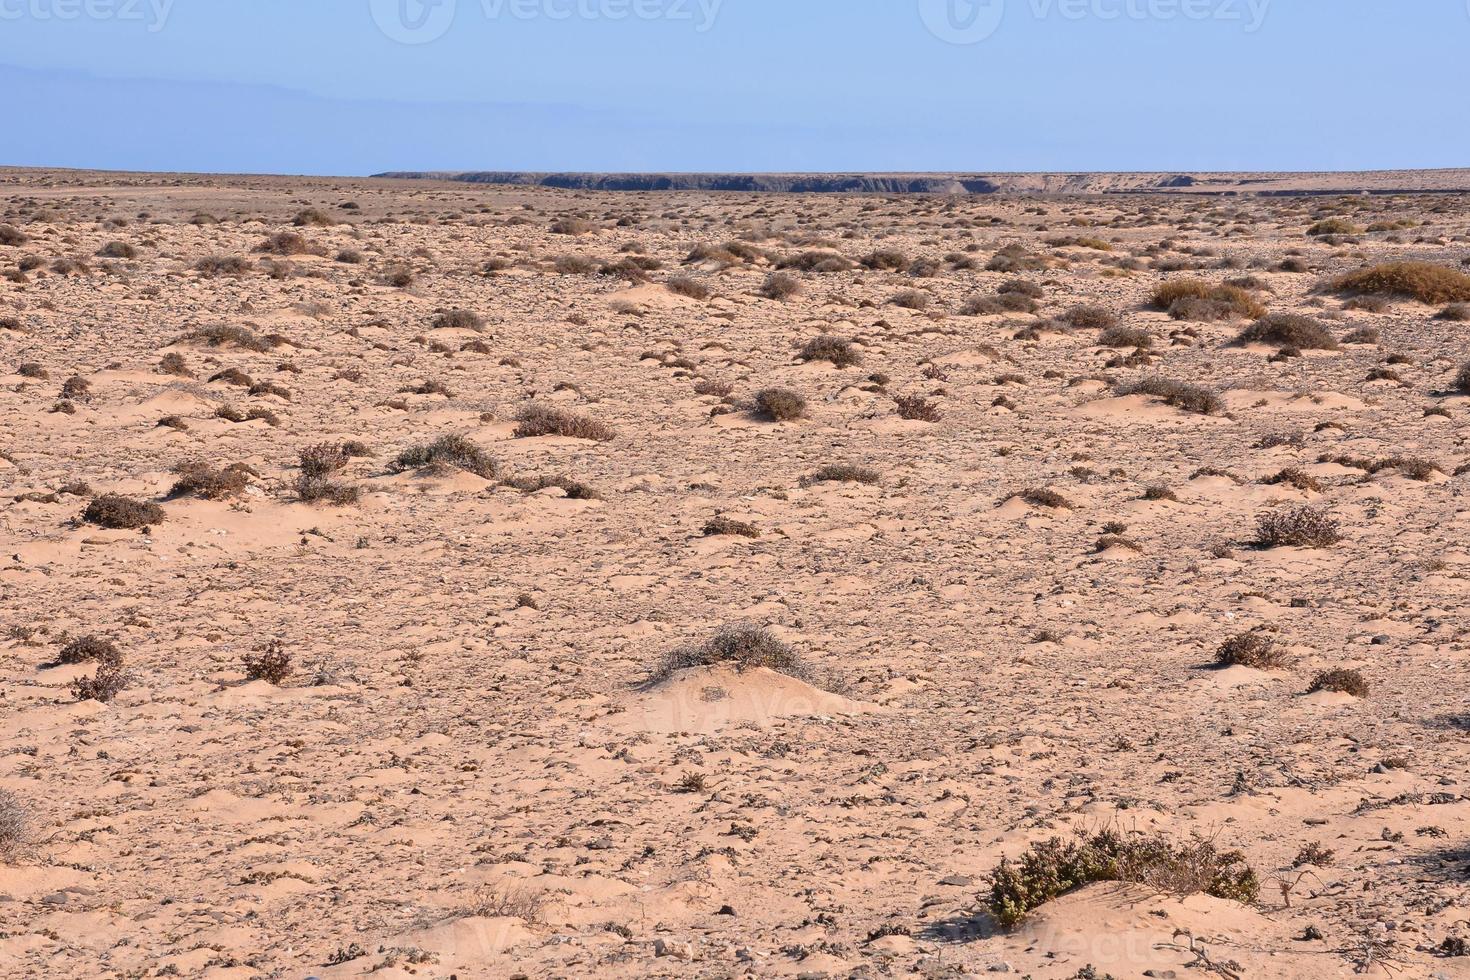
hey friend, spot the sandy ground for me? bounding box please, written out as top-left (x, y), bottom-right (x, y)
top-left (1, 170), bottom-right (1468, 979)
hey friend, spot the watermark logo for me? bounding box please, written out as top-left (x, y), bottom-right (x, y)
top-left (370, 0), bottom-right (457, 44)
top-left (918, 0), bottom-right (1005, 44)
top-left (920, 0), bottom-right (1271, 43)
top-left (0, 0), bottom-right (175, 33)
top-left (371, 0), bottom-right (723, 43)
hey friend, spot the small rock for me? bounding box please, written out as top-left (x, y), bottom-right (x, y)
top-left (40, 892), bottom-right (68, 906)
top-left (1144, 972), bottom-right (1177, 979)
top-left (938, 875), bottom-right (973, 887)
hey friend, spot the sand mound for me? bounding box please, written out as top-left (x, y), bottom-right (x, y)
top-left (620, 665), bottom-right (876, 733)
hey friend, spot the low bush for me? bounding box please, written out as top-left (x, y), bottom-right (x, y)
top-left (84, 494), bottom-right (164, 529)
top-left (650, 624), bottom-right (809, 684)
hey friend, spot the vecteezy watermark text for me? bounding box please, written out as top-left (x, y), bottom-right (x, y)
top-left (371, 0), bottom-right (723, 45)
top-left (0, 0), bottom-right (174, 31)
top-left (919, 0), bottom-right (1271, 45)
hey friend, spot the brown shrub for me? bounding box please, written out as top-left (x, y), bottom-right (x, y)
top-left (96, 241), bottom-right (138, 259)
top-left (84, 494), bottom-right (164, 529)
top-left (650, 624), bottom-right (810, 685)
top-left (1309, 668), bottom-right (1368, 697)
top-left (242, 640), bottom-right (293, 685)
top-left (665, 275), bottom-right (711, 300)
top-left (760, 272), bottom-right (801, 301)
top-left (1216, 631), bottom-right (1287, 669)
top-left (181, 323), bottom-right (275, 352)
top-left (1237, 314), bottom-right (1337, 350)
top-left (393, 434), bottom-right (499, 479)
top-left (0, 789), bottom-right (30, 862)
top-left (58, 636), bottom-right (123, 668)
top-left (807, 464), bottom-right (880, 485)
top-left (754, 388), bottom-right (807, 422)
top-left (1332, 262), bottom-right (1470, 304)
top-left (1256, 506), bottom-right (1341, 548)
top-left (514, 404), bottom-right (616, 442)
top-left (1061, 305), bottom-right (1118, 330)
top-left (168, 463), bottom-right (250, 501)
top-left (890, 289), bottom-right (930, 310)
top-left (1115, 377), bottom-right (1224, 415)
top-left (432, 309), bottom-right (484, 331)
top-left (72, 664), bottom-right (130, 703)
top-left (894, 394), bottom-right (942, 421)
top-left (703, 515), bottom-right (760, 539)
top-left (799, 335), bottom-right (861, 368)
top-left (1098, 325), bottom-right (1153, 348)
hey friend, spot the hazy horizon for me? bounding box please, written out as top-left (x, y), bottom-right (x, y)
top-left (3, 0), bottom-right (1467, 176)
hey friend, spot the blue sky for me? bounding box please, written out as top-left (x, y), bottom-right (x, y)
top-left (2, 0), bottom-right (1467, 175)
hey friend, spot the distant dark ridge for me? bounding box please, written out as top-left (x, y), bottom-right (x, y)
top-left (372, 170), bottom-right (1470, 196)
top-left (374, 172), bottom-right (1002, 194)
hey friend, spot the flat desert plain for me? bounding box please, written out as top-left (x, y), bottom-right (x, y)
top-left (1, 169), bottom-right (1468, 979)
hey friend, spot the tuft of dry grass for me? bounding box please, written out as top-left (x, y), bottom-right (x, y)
top-left (513, 404), bottom-right (616, 442)
top-left (168, 462), bottom-right (250, 501)
top-left (665, 275), bottom-right (711, 300)
top-left (1331, 262), bottom-right (1470, 305)
top-left (431, 309), bottom-right (484, 331)
top-left (760, 272), bottom-right (801, 301)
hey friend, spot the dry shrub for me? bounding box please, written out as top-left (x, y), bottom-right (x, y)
top-left (894, 394), bottom-right (942, 421)
top-left (180, 323), bottom-right (275, 352)
top-left (84, 494), bottom-right (164, 529)
top-left (760, 272), bottom-right (801, 301)
top-left (650, 624), bottom-right (809, 685)
top-left (1216, 631), bottom-right (1287, 669)
top-left (988, 828), bottom-right (1259, 929)
top-left (890, 289), bottom-right (930, 310)
top-left (256, 232), bottom-right (314, 256)
top-left (703, 515), bottom-right (760, 539)
top-left (807, 463), bottom-right (880, 485)
top-left (514, 404), bottom-right (616, 442)
top-left (1011, 488), bottom-right (1074, 509)
top-left (432, 309), bottom-right (484, 330)
top-left (987, 244), bottom-right (1046, 272)
top-left (18, 363), bottom-right (46, 379)
top-left (799, 335), bottom-right (861, 368)
top-left (1265, 467), bottom-right (1323, 492)
top-left (665, 275), bottom-right (711, 300)
top-left (1307, 218), bottom-right (1360, 236)
top-left (1456, 363), bottom-right (1470, 394)
top-left (1098, 325), bottom-right (1153, 348)
top-left (550, 217), bottom-right (596, 235)
top-left (58, 635), bottom-right (123, 668)
top-left (1437, 302), bottom-right (1470, 322)
top-left (1332, 262), bottom-right (1470, 304)
top-left (0, 225), bottom-right (30, 246)
top-left (72, 664), bottom-right (130, 703)
top-left (168, 462), bottom-right (250, 501)
top-left (393, 434), bottom-right (499, 479)
top-left (754, 388), bottom-right (807, 422)
top-left (1115, 377), bottom-right (1224, 415)
top-left (1237, 314), bottom-right (1337, 350)
top-left (1256, 506), bottom-right (1341, 548)
top-left (242, 640), bottom-right (292, 685)
top-left (0, 789), bottom-right (30, 862)
top-left (195, 255), bottom-right (252, 276)
top-left (1341, 326), bottom-right (1379, 345)
top-left (158, 352), bottom-right (191, 376)
top-left (1309, 668), bottom-right (1368, 697)
top-left (961, 292), bottom-right (1037, 316)
top-left (1061, 305), bottom-right (1118, 330)
top-left (861, 248), bottom-right (909, 271)
top-left (503, 474), bottom-right (601, 500)
top-left (296, 443), bottom-right (360, 504)
top-left (292, 208), bottom-right (335, 227)
top-left (96, 241), bottom-right (137, 259)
